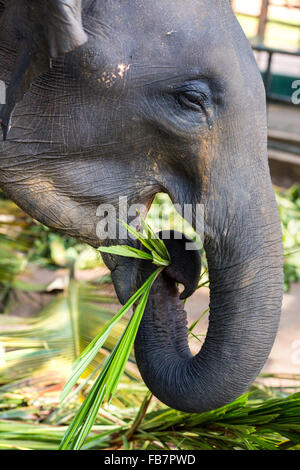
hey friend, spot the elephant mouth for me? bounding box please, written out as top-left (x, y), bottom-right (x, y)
top-left (157, 231), bottom-right (202, 300)
top-left (101, 194), bottom-right (202, 307)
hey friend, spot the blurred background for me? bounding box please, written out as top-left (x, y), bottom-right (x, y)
top-left (0, 0), bottom-right (299, 422)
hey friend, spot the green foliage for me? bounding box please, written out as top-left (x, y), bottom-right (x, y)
top-left (0, 190), bottom-right (102, 270)
top-left (276, 185), bottom-right (300, 291)
top-left (0, 191), bottom-right (103, 313)
top-left (0, 377), bottom-right (300, 450)
top-left (0, 281), bottom-right (134, 385)
top-left (60, 214), bottom-right (170, 450)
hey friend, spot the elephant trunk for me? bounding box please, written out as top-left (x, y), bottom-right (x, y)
top-left (134, 183), bottom-right (283, 413)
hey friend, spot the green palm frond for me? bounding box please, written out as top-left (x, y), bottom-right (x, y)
top-left (0, 278), bottom-right (137, 385)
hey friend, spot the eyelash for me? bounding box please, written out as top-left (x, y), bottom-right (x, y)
top-left (178, 92), bottom-right (206, 110)
top-left (175, 87), bottom-right (209, 113)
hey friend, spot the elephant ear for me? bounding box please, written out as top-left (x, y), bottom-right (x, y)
top-left (0, 0), bottom-right (88, 140)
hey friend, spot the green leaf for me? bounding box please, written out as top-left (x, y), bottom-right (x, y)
top-left (137, 210), bottom-right (171, 262)
top-left (59, 267), bottom-right (162, 449)
top-left (60, 268), bottom-right (160, 402)
top-left (98, 245), bottom-right (153, 261)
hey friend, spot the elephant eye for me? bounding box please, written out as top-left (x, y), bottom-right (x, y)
top-left (177, 90), bottom-right (207, 111)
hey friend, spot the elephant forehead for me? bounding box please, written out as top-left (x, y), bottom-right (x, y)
top-left (97, 64), bottom-right (130, 89)
top-left (77, 0), bottom-right (236, 84)
top-left (80, 52), bottom-right (131, 89)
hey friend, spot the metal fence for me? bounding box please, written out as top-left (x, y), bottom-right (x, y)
top-left (232, 0), bottom-right (300, 49)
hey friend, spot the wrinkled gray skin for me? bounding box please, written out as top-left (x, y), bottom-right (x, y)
top-left (0, 0), bottom-right (283, 412)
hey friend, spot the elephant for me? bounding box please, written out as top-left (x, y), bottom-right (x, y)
top-left (0, 0), bottom-right (283, 413)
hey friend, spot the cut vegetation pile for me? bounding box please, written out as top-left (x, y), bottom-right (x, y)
top-left (0, 375), bottom-right (300, 450)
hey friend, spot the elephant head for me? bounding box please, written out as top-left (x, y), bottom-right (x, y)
top-left (0, 0), bottom-right (283, 412)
